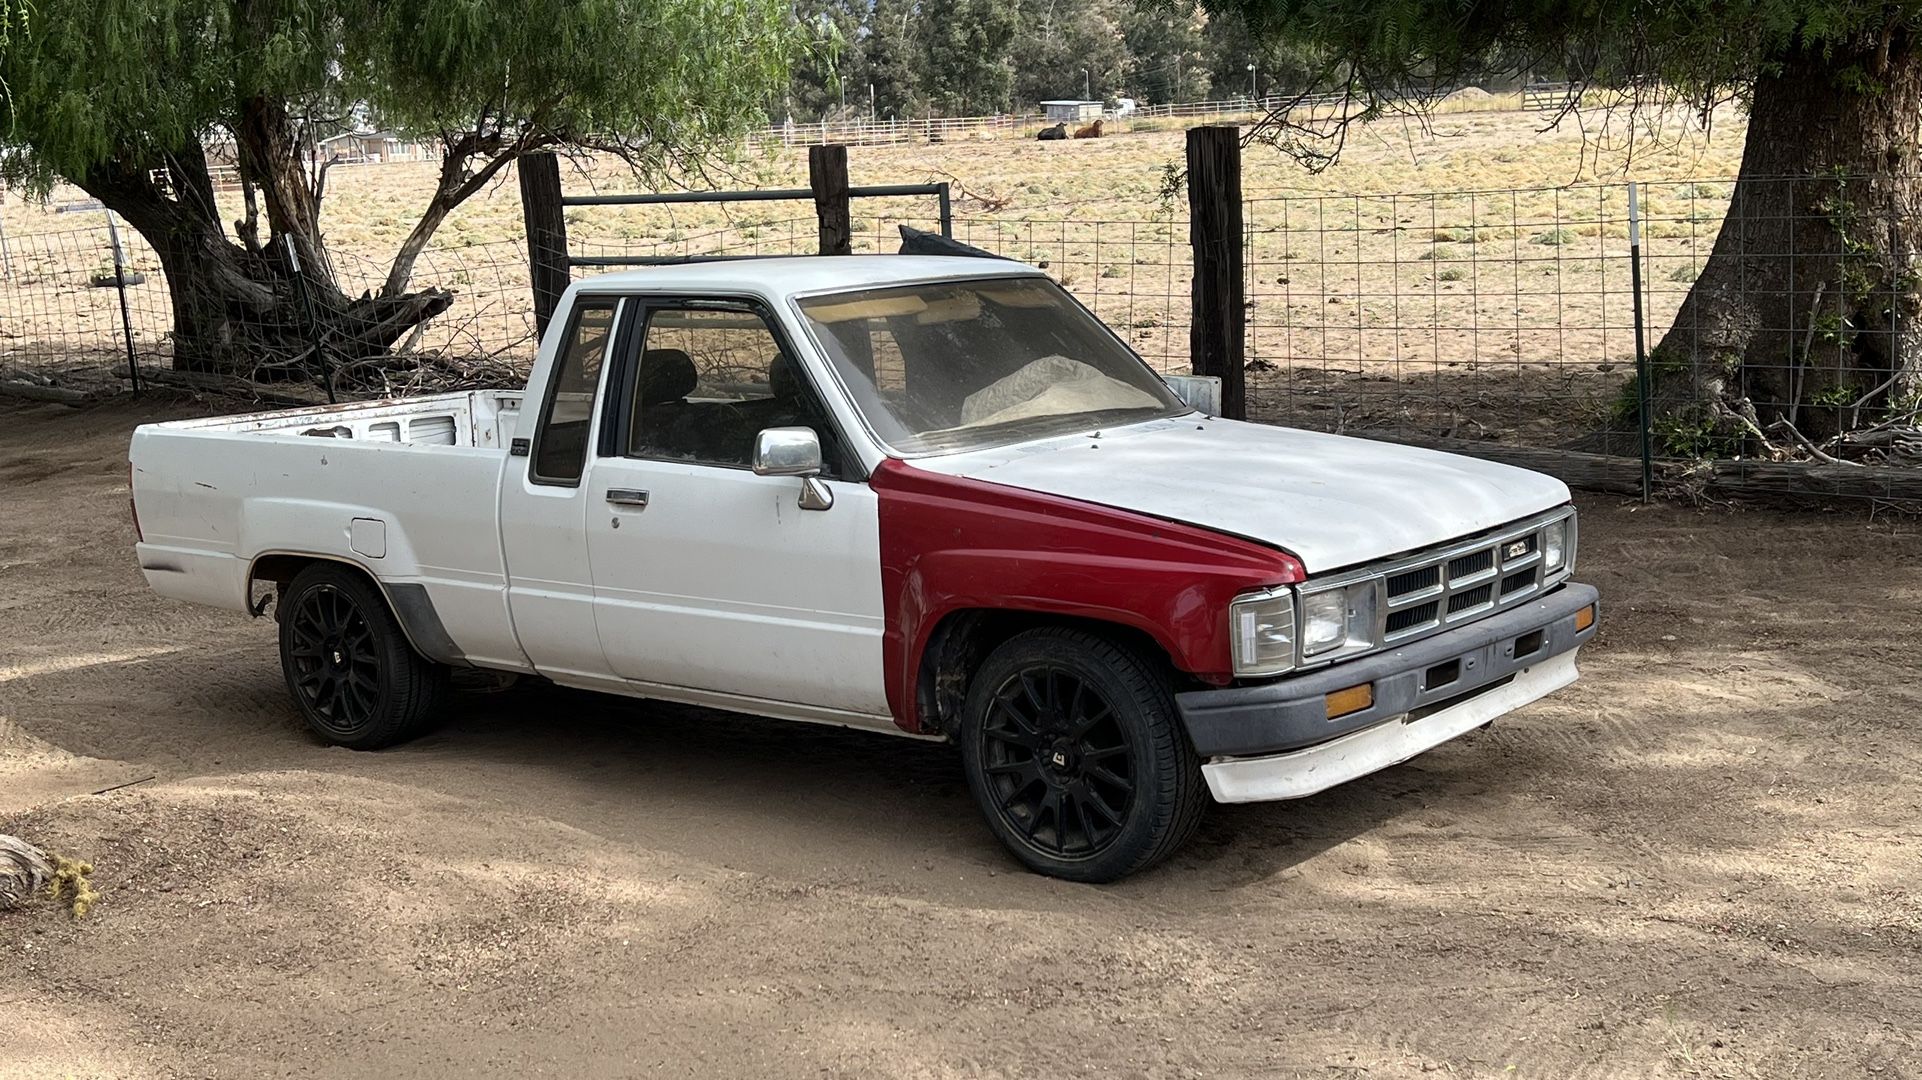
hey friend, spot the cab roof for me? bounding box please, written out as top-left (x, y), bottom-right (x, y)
top-left (569, 255), bottom-right (1046, 301)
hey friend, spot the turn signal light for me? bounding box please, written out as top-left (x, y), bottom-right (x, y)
top-left (1324, 682), bottom-right (1374, 720)
top-left (1574, 604), bottom-right (1596, 632)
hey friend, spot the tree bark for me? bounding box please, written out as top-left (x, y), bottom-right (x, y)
top-left (382, 129), bottom-right (524, 298)
top-left (74, 137), bottom-right (451, 377)
top-left (1649, 31), bottom-right (1922, 448)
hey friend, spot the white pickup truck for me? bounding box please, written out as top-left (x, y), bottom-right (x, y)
top-left (131, 256), bottom-right (1597, 881)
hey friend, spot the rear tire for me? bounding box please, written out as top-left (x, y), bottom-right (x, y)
top-left (959, 627), bottom-right (1206, 882)
top-left (278, 564), bottom-right (447, 750)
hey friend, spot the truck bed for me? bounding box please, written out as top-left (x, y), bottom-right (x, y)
top-left (147, 390), bottom-right (524, 449)
top-left (130, 389), bottom-right (532, 672)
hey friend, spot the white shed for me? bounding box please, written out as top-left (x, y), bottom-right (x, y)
top-left (1040, 100), bottom-right (1103, 123)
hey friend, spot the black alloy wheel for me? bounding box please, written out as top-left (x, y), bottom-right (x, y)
top-left (978, 665), bottom-right (1137, 860)
top-left (960, 627), bottom-right (1207, 882)
top-left (285, 583), bottom-right (381, 739)
top-left (277, 563), bottom-right (446, 750)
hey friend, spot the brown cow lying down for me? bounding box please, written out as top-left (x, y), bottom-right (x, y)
top-left (1036, 122), bottom-right (1069, 141)
top-left (1074, 119), bottom-right (1104, 138)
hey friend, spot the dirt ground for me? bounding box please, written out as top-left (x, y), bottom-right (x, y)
top-left (2, 398), bottom-right (1918, 1079)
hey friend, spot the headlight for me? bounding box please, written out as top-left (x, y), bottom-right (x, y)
top-left (1298, 581), bottom-right (1379, 658)
top-left (1300, 589), bottom-right (1348, 655)
top-left (1543, 519), bottom-right (1568, 572)
top-left (1229, 588), bottom-right (1295, 677)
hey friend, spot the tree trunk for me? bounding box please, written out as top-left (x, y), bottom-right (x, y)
top-left (1648, 32), bottom-right (1922, 450)
top-left (74, 141), bottom-right (452, 378)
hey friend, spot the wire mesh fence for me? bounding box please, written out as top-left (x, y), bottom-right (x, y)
top-left (6, 169), bottom-right (1920, 505)
top-left (0, 214), bottom-right (542, 400)
top-left (1241, 175), bottom-right (1922, 502)
top-left (1241, 185), bottom-right (1647, 455)
top-left (0, 217), bottom-right (172, 388)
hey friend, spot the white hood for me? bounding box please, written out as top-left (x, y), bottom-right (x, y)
top-left (911, 417), bottom-right (1571, 573)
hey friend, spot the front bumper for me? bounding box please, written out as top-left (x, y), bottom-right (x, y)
top-left (1178, 582), bottom-right (1598, 803)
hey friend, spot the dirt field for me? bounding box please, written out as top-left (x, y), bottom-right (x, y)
top-left (2, 398), bottom-right (1918, 1079)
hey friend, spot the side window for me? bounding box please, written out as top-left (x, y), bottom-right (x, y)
top-left (626, 307), bottom-right (843, 477)
top-left (531, 299), bottom-right (617, 485)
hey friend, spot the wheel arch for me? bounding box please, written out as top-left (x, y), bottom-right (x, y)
top-left (914, 608), bottom-right (1186, 737)
top-left (249, 552), bottom-right (466, 667)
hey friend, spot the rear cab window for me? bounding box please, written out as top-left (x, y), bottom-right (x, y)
top-left (530, 298), bottom-right (619, 485)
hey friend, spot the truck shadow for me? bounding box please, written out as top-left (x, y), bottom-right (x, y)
top-left (5, 646), bottom-right (1485, 906)
top-left (424, 677), bottom-right (1422, 901)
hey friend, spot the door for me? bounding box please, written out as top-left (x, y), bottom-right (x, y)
top-left (498, 295), bottom-right (625, 680)
top-left (583, 301), bottom-right (891, 718)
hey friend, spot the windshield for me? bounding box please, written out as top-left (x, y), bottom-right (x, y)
top-left (796, 276), bottom-right (1188, 454)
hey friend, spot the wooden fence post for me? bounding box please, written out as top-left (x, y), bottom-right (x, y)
top-left (809, 144), bottom-right (852, 255)
top-left (1186, 125), bottom-right (1246, 420)
top-left (519, 152), bottom-right (569, 340)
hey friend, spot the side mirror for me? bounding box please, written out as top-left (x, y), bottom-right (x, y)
top-left (752, 427), bottom-right (833, 511)
top-left (751, 427), bottom-right (823, 477)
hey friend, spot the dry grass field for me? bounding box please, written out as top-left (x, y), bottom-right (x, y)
top-left (2, 100), bottom-right (1749, 446)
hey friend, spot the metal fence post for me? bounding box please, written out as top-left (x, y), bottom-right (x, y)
top-left (1628, 182), bottom-right (1653, 502)
top-left (282, 233), bottom-right (336, 404)
top-left (103, 210), bottom-right (143, 396)
top-left (936, 182), bottom-right (953, 238)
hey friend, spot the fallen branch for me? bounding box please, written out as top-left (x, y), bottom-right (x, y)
top-left (1767, 418), bottom-right (1857, 467)
top-left (0, 379), bottom-right (97, 406)
top-left (0, 835), bottom-right (54, 910)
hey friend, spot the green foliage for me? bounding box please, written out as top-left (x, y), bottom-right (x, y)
top-left (918, 0), bottom-right (1020, 114)
top-left (0, 0), bottom-right (801, 193)
top-left (1120, 3), bottom-right (1212, 104)
top-left (1012, 0), bottom-right (1127, 107)
top-left (784, 0), bottom-right (859, 118)
top-left (1197, 4), bottom-right (1326, 98)
top-left (1194, 0), bottom-right (1922, 117)
top-left (865, 0), bottom-right (924, 118)
top-left (1652, 405), bottom-right (1742, 458)
top-left (778, 0), bottom-right (1328, 120)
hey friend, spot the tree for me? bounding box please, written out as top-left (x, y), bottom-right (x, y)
top-left (1011, 0), bottom-right (1128, 107)
top-left (787, 0), bottom-right (863, 121)
top-left (1195, 7), bottom-right (1324, 100)
top-left (1199, 0), bottom-right (1922, 445)
top-left (918, 0), bottom-right (1020, 114)
top-left (866, 0), bottom-right (927, 118)
top-left (0, 0), bottom-right (798, 376)
top-left (1119, 4), bottom-right (1211, 104)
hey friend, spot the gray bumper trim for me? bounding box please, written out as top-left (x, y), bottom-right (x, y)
top-left (1177, 582), bottom-right (1598, 758)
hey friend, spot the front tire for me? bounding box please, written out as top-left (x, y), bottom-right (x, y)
top-left (959, 627), bottom-right (1206, 882)
top-left (278, 564), bottom-right (447, 750)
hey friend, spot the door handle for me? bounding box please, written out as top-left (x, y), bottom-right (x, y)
top-left (605, 488), bottom-right (650, 509)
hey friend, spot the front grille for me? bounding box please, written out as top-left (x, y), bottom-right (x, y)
top-left (1447, 549), bottom-right (1494, 581)
top-left (1385, 564), bottom-right (1440, 596)
top-left (1447, 583), bottom-right (1493, 615)
top-left (1386, 602), bottom-right (1439, 634)
top-left (1501, 568), bottom-right (1538, 596)
top-left (1373, 511), bottom-right (1569, 644)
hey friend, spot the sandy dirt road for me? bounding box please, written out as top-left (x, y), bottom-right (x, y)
top-left (2, 399), bottom-right (1918, 1079)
